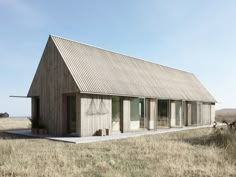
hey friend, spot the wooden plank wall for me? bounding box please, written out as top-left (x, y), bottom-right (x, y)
top-left (149, 99), bottom-right (156, 130)
top-left (187, 102), bottom-right (192, 125)
top-left (28, 37), bottom-right (79, 136)
top-left (121, 98), bottom-right (130, 133)
top-left (170, 101), bottom-right (176, 127)
top-left (144, 99), bottom-right (150, 129)
top-left (80, 94), bottom-right (112, 137)
top-left (201, 103), bottom-right (211, 125)
top-left (182, 101), bottom-right (187, 126)
top-left (170, 100), bottom-right (183, 127)
top-left (211, 104), bottom-right (215, 123)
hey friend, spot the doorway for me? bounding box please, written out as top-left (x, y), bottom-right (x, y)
top-left (170, 100), bottom-right (182, 127)
top-left (67, 96), bottom-right (76, 134)
top-left (33, 97), bottom-right (40, 127)
top-left (112, 96), bottom-right (121, 132)
top-left (157, 100), bottom-right (169, 128)
top-left (130, 98), bottom-right (144, 130)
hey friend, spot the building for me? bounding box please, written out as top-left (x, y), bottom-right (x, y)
top-left (28, 35), bottom-right (216, 137)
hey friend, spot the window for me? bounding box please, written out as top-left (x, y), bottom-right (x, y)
top-left (130, 98), bottom-right (144, 130)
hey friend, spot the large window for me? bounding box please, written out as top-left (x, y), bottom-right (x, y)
top-left (175, 101), bottom-right (182, 126)
top-left (170, 101), bottom-right (182, 127)
top-left (130, 98), bottom-right (144, 130)
top-left (112, 96), bottom-right (120, 132)
top-left (157, 100), bottom-right (169, 127)
top-left (191, 102), bottom-right (198, 125)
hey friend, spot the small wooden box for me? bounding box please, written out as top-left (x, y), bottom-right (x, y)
top-left (106, 129), bottom-right (111, 136)
top-left (97, 129), bottom-right (106, 136)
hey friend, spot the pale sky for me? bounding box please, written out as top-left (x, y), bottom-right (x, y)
top-left (0, 0), bottom-right (235, 116)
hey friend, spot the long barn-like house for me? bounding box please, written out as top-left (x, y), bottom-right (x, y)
top-left (28, 35), bottom-right (216, 137)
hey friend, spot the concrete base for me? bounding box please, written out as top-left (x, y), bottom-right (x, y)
top-left (5, 124), bottom-right (217, 144)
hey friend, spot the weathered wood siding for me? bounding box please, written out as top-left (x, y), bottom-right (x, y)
top-left (182, 101), bottom-right (187, 126)
top-left (211, 104), bottom-right (215, 123)
top-left (149, 99), bottom-right (156, 130)
top-left (80, 94), bottom-right (112, 137)
top-left (170, 101), bottom-right (176, 127)
top-left (144, 99), bottom-right (150, 129)
top-left (28, 37), bottom-right (79, 136)
top-left (121, 98), bottom-right (130, 133)
top-left (201, 103), bottom-right (211, 125)
top-left (187, 102), bottom-right (192, 125)
top-left (191, 102), bottom-right (198, 125)
top-left (170, 100), bottom-right (183, 127)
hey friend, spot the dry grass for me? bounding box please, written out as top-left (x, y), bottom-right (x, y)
top-left (0, 119), bottom-right (235, 177)
top-left (0, 118), bottom-right (31, 131)
top-left (216, 109), bottom-right (236, 122)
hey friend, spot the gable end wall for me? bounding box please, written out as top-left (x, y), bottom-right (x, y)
top-left (28, 37), bottom-right (79, 136)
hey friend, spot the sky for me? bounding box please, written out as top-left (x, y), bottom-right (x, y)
top-left (0, 0), bottom-right (235, 116)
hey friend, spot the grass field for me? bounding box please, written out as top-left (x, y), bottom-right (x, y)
top-left (0, 118), bottom-right (235, 177)
top-left (216, 109), bottom-right (236, 122)
top-left (0, 118), bottom-right (31, 131)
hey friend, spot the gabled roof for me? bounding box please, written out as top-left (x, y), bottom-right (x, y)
top-left (50, 35), bottom-right (216, 102)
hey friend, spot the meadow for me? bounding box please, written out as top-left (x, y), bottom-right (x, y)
top-left (0, 118), bottom-right (235, 177)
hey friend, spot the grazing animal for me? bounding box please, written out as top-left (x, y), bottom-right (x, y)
top-left (222, 120), bottom-right (236, 130)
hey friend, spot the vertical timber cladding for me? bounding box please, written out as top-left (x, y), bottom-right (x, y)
top-left (197, 102), bottom-right (202, 125)
top-left (182, 101), bottom-right (187, 126)
top-left (187, 102), bottom-right (192, 126)
top-left (211, 103), bottom-right (216, 123)
top-left (149, 99), bottom-right (156, 130)
top-left (202, 103), bottom-right (212, 125)
top-left (120, 97), bottom-right (130, 133)
top-left (144, 98), bottom-right (150, 129)
top-left (170, 101), bottom-right (176, 127)
top-left (28, 37), bottom-right (79, 136)
top-left (80, 94), bottom-right (112, 137)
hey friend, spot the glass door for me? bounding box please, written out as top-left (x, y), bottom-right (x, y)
top-left (130, 98), bottom-right (144, 130)
top-left (157, 100), bottom-right (169, 128)
top-left (112, 96), bottom-right (121, 132)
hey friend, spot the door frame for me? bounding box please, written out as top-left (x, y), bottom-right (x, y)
top-left (111, 96), bottom-right (121, 132)
top-left (156, 99), bottom-right (170, 128)
top-left (66, 95), bottom-right (77, 135)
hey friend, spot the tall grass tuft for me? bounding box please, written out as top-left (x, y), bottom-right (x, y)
top-left (0, 141), bottom-right (13, 166)
top-left (209, 126), bottom-right (236, 162)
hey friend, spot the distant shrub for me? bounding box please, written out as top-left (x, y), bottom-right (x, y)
top-left (0, 112), bottom-right (9, 118)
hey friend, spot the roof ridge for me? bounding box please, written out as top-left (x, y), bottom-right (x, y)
top-left (50, 34), bottom-right (193, 75)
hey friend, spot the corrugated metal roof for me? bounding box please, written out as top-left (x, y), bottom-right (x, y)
top-left (51, 35), bottom-right (216, 102)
